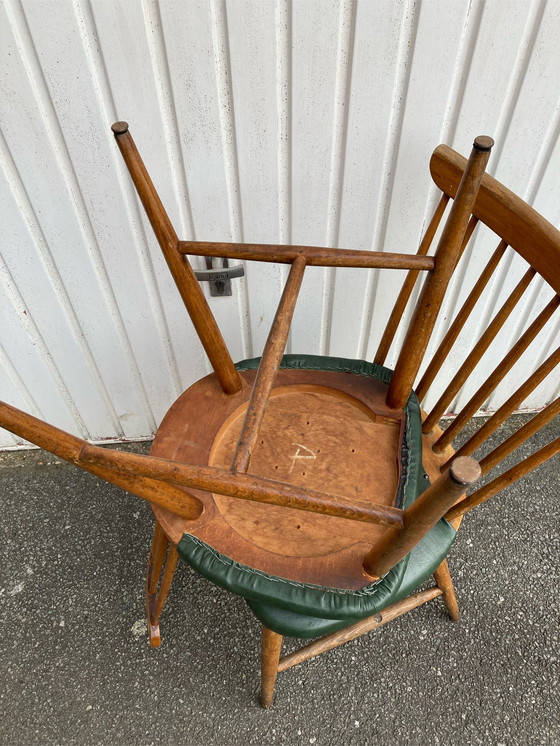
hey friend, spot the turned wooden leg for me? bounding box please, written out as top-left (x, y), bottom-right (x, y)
top-left (260, 626), bottom-right (283, 708)
top-left (433, 558), bottom-right (461, 621)
top-left (146, 521), bottom-right (179, 647)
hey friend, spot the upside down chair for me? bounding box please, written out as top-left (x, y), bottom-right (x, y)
top-left (1, 124), bottom-right (558, 708)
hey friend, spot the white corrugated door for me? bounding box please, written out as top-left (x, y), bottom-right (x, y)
top-left (1, 0), bottom-right (559, 448)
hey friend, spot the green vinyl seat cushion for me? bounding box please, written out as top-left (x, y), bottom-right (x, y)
top-left (176, 354), bottom-right (452, 627)
top-left (245, 515), bottom-right (456, 638)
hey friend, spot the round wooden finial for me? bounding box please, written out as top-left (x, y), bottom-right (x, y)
top-left (111, 121), bottom-right (129, 135)
top-left (449, 456), bottom-right (482, 485)
top-left (473, 135), bottom-right (494, 152)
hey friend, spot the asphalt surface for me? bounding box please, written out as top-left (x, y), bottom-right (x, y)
top-left (0, 415), bottom-right (558, 746)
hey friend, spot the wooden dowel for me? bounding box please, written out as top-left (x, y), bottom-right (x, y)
top-left (232, 257), bottom-right (306, 473)
top-left (424, 266), bottom-right (536, 438)
top-left (433, 558), bottom-right (461, 621)
top-left (446, 437), bottom-right (560, 521)
top-left (363, 457), bottom-right (481, 577)
top-left (78, 444), bottom-right (405, 528)
top-left (447, 347), bottom-right (560, 464)
top-left (374, 194), bottom-right (451, 365)
top-left (260, 627), bottom-right (283, 708)
top-left (415, 239), bottom-right (508, 401)
top-left (0, 400), bottom-right (203, 520)
top-left (146, 523), bottom-right (169, 600)
top-left (386, 136), bottom-right (494, 410)
top-left (434, 296), bottom-right (560, 451)
top-left (111, 122), bottom-right (242, 395)
top-left (0, 401), bottom-right (83, 462)
top-left (146, 522), bottom-right (171, 647)
top-left (477, 398), bottom-right (560, 475)
top-left (178, 240), bottom-right (435, 271)
top-left (378, 211), bottom-right (477, 368)
top-left (153, 545), bottom-right (179, 621)
top-left (277, 586), bottom-right (443, 672)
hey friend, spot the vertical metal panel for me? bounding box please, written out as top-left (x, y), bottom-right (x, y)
top-left (1, 0), bottom-right (558, 448)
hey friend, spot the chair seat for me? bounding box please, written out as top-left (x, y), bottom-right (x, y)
top-left (245, 516), bottom-right (456, 638)
top-left (153, 355), bottom-right (453, 621)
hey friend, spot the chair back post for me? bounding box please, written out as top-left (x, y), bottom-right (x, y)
top-left (385, 136), bottom-right (494, 410)
top-left (363, 456), bottom-right (481, 578)
top-left (111, 122), bottom-right (242, 395)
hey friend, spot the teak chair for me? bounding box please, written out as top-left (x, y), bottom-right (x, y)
top-left (1, 124), bottom-right (558, 708)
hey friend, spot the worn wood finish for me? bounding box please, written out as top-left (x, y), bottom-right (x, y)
top-left (260, 627), bottom-right (283, 709)
top-left (212, 389), bottom-right (402, 558)
top-left (146, 521), bottom-right (178, 648)
top-left (232, 257), bottom-right (306, 473)
top-left (0, 400), bottom-right (203, 520)
top-left (122, 367), bottom-right (452, 589)
top-left (478, 398), bottom-right (560, 475)
top-left (434, 296), bottom-right (560, 451)
top-left (386, 137), bottom-right (494, 410)
top-left (446, 437), bottom-right (560, 521)
top-left (80, 442), bottom-right (405, 529)
top-left (178, 240), bottom-right (435, 270)
top-left (424, 267), bottom-right (536, 437)
top-left (430, 144), bottom-right (560, 294)
top-left (447, 347), bottom-right (560, 464)
top-left (111, 123), bottom-right (242, 395)
top-left (373, 195), bottom-right (448, 364)
top-left (433, 558), bottom-right (461, 621)
top-left (373, 199), bottom-right (470, 366)
top-left (154, 547), bottom-right (179, 622)
top-left (363, 457), bottom-right (481, 578)
top-left (277, 586), bottom-right (443, 673)
top-left (415, 239), bottom-right (508, 402)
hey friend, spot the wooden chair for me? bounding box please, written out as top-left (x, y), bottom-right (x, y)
top-left (0, 124), bottom-right (558, 708)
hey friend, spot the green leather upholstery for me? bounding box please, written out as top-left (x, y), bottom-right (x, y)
top-left (245, 517), bottom-right (456, 638)
top-left (176, 355), bottom-right (454, 635)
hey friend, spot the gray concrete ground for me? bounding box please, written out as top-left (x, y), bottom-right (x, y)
top-left (0, 415), bottom-right (558, 746)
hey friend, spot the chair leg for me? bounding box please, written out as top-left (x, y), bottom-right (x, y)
top-left (146, 521), bottom-right (179, 647)
top-left (260, 626), bottom-right (283, 709)
top-left (433, 558), bottom-right (461, 621)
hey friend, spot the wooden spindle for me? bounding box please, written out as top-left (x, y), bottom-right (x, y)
top-left (434, 297), bottom-right (559, 451)
top-left (78, 444), bottom-right (405, 528)
top-left (433, 558), bottom-right (461, 621)
top-left (446, 437), bottom-right (560, 521)
top-left (447, 347), bottom-right (560, 464)
top-left (386, 137), bottom-right (494, 410)
top-left (277, 586), bottom-right (443, 672)
top-left (424, 266), bottom-right (536, 438)
top-left (260, 627), bottom-right (283, 708)
top-left (0, 400), bottom-right (203, 520)
top-left (231, 256), bottom-right (306, 473)
top-left (111, 122), bottom-right (242, 395)
top-left (478, 398), bottom-right (559, 475)
top-left (177, 241), bottom-right (435, 270)
top-left (374, 197), bottom-right (462, 366)
top-left (363, 457), bottom-right (481, 578)
top-left (415, 239), bottom-right (508, 401)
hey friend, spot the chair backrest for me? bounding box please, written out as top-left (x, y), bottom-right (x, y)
top-left (375, 144), bottom-right (560, 522)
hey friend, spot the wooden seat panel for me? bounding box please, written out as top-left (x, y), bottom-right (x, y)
top-left (151, 367), bottom-right (453, 589)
